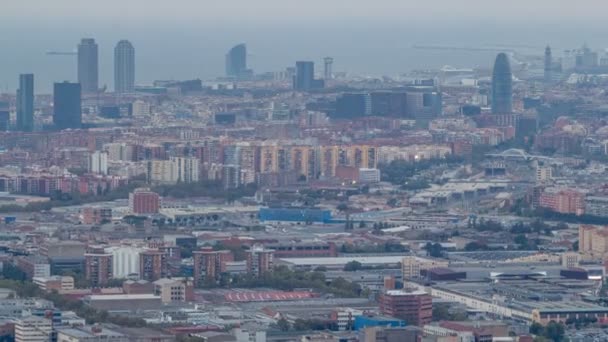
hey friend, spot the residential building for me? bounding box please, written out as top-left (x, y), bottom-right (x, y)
top-left (378, 290), bottom-right (433, 326)
top-left (246, 245), bottom-right (274, 277)
top-left (129, 188), bottom-right (160, 214)
top-left (14, 316), bottom-right (52, 342)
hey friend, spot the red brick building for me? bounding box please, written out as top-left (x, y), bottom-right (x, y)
top-left (129, 188), bottom-right (160, 214)
top-left (139, 250), bottom-right (168, 281)
top-left (84, 246), bottom-right (113, 287)
top-left (246, 245), bottom-right (274, 277)
top-left (378, 290), bottom-right (432, 326)
top-left (192, 247), bottom-right (234, 287)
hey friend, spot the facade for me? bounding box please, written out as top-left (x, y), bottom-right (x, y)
top-left (81, 207), bottom-right (112, 225)
top-left (579, 225), bottom-right (608, 257)
top-left (294, 61), bottom-right (323, 91)
top-left (225, 43), bottom-right (247, 78)
top-left (14, 316), bottom-right (53, 342)
top-left (106, 246), bottom-right (143, 278)
top-left (128, 188), bottom-right (160, 214)
top-left (561, 252), bottom-right (580, 268)
top-left (585, 196), bottom-right (608, 218)
top-left (33, 276), bottom-right (75, 292)
top-left (78, 38), bottom-right (99, 93)
top-left (148, 157), bottom-right (200, 184)
top-left (153, 278), bottom-right (194, 304)
top-left (139, 250), bottom-right (168, 281)
top-left (378, 290), bottom-right (433, 326)
top-left (53, 82), bottom-right (82, 130)
top-left (57, 326), bottom-right (128, 342)
top-left (89, 151), bottom-right (108, 175)
top-left (538, 189), bottom-right (584, 215)
top-left (17, 74), bottom-right (34, 132)
top-left (114, 40), bottom-right (135, 94)
top-left (193, 248), bottom-right (234, 287)
top-left (246, 245), bottom-right (274, 277)
top-left (85, 247), bottom-right (113, 287)
top-left (359, 168), bottom-right (381, 183)
top-left (402, 256), bottom-right (449, 279)
top-left (491, 53), bottom-right (513, 114)
top-left (16, 256), bottom-right (51, 279)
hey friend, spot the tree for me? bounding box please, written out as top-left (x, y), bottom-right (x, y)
top-left (514, 234), bottom-right (528, 245)
top-left (425, 242), bottom-right (443, 258)
top-left (545, 321), bottom-right (565, 342)
top-left (277, 318), bottom-right (290, 332)
top-left (337, 203), bottom-right (349, 212)
top-left (529, 322), bottom-right (544, 335)
top-left (465, 242), bottom-right (488, 251)
top-left (344, 261), bottom-right (363, 272)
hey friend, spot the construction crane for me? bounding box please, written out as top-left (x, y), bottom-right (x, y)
top-left (45, 50), bottom-right (77, 56)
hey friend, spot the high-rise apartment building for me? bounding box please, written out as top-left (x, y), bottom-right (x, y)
top-left (17, 74), bottom-right (34, 132)
top-left (114, 40), bottom-right (135, 94)
top-left (88, 151), bottom-right (108, 175)
top-left (378, 290), bottom-right (432, 326)
top-left (78, 38), bottom-right (99, 93)
top-left (246, 245), bottom-right (274, 277)
top-left (193, 247), bottom-right (234, 287)
top-left (53, 82), bottom-right (82, 130)
top-left (139, 250), bottom-right (168, 281)
top-left (491, 53), bottom-right (513, 114)
top-left (84, 246), bottom-right (113, 287)
top-left (128, 188), bottom-right (160, 214)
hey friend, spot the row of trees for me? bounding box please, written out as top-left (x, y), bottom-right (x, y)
top-left (219, 265), bottom-right (366, 298)
top-left (378, 156), bottom-right (464, 185)
top-left (529, 322), bottom-right (566, 342)
top-left (0, 179), bottom-right (258, 214)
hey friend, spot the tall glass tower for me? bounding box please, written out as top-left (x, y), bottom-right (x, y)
top-left (78, 38), bottom-right (99, 93)
top-left (53, 82), bottom-right (82, 130)
top-left (114, 40), bottom-right (135, 94)
top-left (225, 43), bottom-right (247, 78)
top-left (17, 74), bottom-right (34, 132)
top-left (491, 53), bottom-right (513, 114)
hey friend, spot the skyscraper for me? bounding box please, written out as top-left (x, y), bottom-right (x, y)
top-left (491, 53), bottom-right (513, 114)
top-left (114, 40), bottom-right (135, 93)
top-left (225, 43), bottom-right (247, 78)
top-left (16, 74), bottom-right (34, 132)
top-left (294, 61), bottom-right (314, 91)
top-left (323, 57), bottom-right (333, 80)
top-left (544, 45), bottom-right (552, 84)
top-left (77, 38), bottom-right (98, 93)
top-left (53, 82), bottom-right (82, 130)
top-left (293, 61), bottom-right (324, 91)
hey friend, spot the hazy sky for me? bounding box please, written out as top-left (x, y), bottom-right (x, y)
top-left (2, 0), bottom-right (608, 92)
top-left (3, 0), bottom-right (608, 27)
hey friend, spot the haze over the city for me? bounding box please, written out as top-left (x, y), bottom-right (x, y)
top-left (2, 0), bottom-right (608, 91)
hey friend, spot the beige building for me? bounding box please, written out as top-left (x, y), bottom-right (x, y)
top-left (15, 316), bottom-right (52, 342)
top-left (153, 278), bottom-right (193, 304)
top-left (579, 225), bottom-right (608, 258)
top-left (561, 252), bottom-right (580, 268)
top-left (148, 157), bottom-right (200, 184)
top-left (402, 256), bottom-right (449, 279)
